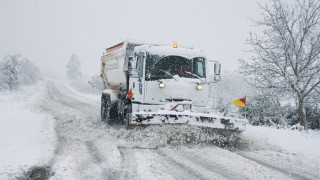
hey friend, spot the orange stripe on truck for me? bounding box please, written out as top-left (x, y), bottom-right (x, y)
top-left (106, 42), bottom-right (124, 53)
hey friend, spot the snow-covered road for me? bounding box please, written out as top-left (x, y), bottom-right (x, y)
top-left (40, 80), bottom-right (319, 180)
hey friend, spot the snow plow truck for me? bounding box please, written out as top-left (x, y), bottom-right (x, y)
top-left (100, 40), bottom-right (247, 131)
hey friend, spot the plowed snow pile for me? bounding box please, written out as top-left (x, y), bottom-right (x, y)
top-left (109, 125), bottom-right (241, 148)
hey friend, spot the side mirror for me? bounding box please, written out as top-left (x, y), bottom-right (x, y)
top-left (207, 60), bottom-right (221, 83)
top-left (214, 62), bottom-right (221, 75)
top-left (128, 56), bottom-right (134, 76)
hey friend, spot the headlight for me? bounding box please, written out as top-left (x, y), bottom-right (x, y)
top-left (196, 84), bottom-right (202, 90)
top-left (159, 82), bottom-right (165, 88)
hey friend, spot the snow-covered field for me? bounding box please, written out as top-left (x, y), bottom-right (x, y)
top-left (0, 82), bottom-right (56, 179)
top-left (0, 80), bottom-right (319, 180)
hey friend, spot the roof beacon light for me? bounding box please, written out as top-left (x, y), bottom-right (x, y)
top-left (173, 43), bottom-right (178, 48)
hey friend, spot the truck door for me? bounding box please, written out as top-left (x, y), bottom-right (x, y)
top-left (130, 52), bottom-right (145, 103)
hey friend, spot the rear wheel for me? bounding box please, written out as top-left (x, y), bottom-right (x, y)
top-left (125, 103), bottom-right (133, 129)
top-left (101, 95), bottom-right (106, 121)
top-left (101, 95), bottom-right (112, 124)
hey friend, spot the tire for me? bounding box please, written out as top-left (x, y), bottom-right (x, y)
top-left (101, 95), bottom-right (106, 122)
top-left (125, 103), bottom-right (133, 129)
top-left (101, 94), bottom-right (112, 124)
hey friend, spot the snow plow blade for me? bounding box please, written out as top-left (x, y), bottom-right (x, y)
top-left (131, 111), bottom-right (247, 131)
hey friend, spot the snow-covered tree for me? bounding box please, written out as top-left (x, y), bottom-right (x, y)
top-left (66, 54), bottom-right (81, 80)
top-left (0, 55), bottom-right (22, 90)
top-left (210, 72), bottom-right (249, 117)
top-left (239, 0), bottom-right (320, 130)
top-left (19, 58), bottom-right (41, 85)
top-left (0, 54), bottom-right (40, 91)
top-left (242, 90), bottom-right (287, 127)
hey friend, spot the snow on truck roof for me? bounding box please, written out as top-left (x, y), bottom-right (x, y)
top-left (105, 40), bottom-right (205, 59)
top-left (124, 39), bottom-right (194, 49)
top-left (134, 45), bottom-right (206, 59)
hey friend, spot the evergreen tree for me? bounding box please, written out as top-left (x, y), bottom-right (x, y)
top-left (66, 54), bottom-right (82, 80)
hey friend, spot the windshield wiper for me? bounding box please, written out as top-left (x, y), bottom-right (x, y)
top-left (185, 71), bottom-right (206, 84)
top-left (154, 68), bottom-right (178, 81)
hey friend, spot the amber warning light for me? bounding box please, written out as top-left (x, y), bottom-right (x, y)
top-left (173, 43), bottom-right (178, 48)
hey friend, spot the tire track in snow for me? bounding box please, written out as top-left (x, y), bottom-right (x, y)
top-left (46, 82), bottom-right (98, 114)
top-left (237, 152), bottom-right (316, 180)
top-left (149, 149), bottom-right (207, 180)
top-left (175, 149), bottom-right (248, 180)
top-left (118, 147), bottom-right (138, 180)
top-left (153, 148), bottom-right (225, 180)
top-left (86, 142), bottom-right (121, 179)
top-left (116, 147), bottom-right (203, 180)
top-left (44, 81), bottom-right (115, 179)
top-left (55, 82), bottom-right (100, 106)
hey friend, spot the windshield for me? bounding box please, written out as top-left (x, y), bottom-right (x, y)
top-left (145, 55), bottom-right (206, 80)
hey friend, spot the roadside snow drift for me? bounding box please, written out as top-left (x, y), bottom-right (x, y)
top-left (0, 82), bottom-right (56, 179)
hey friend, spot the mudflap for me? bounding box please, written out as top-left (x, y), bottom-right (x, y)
top-left (131, 111), bottom-right (247, 131)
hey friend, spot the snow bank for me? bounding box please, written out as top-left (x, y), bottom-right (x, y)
top-left (0, 82), bottom-right (56, 179)
top-left (241, 125), bottom-right (320, 179)
top-left (243, 124), bottom-right (320, 155)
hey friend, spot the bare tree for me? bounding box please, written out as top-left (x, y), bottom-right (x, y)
top-left (239, 0), bottom-right (320, 130)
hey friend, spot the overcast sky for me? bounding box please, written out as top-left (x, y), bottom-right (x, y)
top-left (0, 0), bottom-right (267, 77)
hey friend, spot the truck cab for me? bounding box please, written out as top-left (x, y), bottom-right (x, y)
top-left (127, 44), bottom-right (221, 114)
